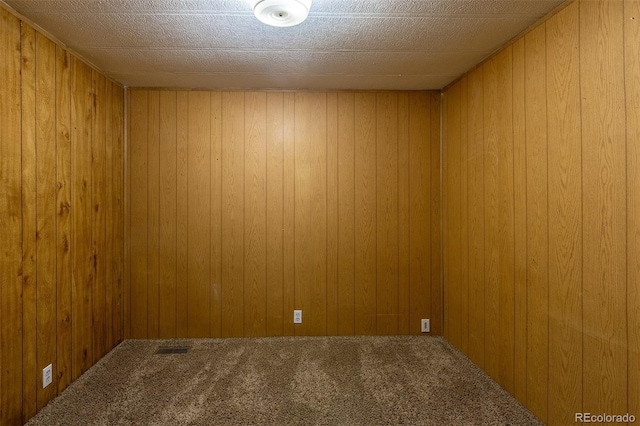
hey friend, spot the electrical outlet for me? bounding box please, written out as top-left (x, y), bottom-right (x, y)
top-left (421, 319), bottom-right (430, 333)
top-left (293, 310), bottom-right (302, 324)
top-left (43, 364), bottom-right (53, 388)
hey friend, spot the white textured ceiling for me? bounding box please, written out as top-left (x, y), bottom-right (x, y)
top-left (3, 0), bottom-right (566, 90)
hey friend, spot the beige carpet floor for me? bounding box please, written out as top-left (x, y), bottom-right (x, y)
top-left (27, 336), bottom-right (541, 425)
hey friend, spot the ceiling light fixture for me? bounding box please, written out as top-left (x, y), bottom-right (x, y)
top-left (253, 0), bottom-right (312, 27)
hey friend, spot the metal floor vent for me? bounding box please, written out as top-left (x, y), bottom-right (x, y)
top-left (155, 346), bottom-right (190, 355)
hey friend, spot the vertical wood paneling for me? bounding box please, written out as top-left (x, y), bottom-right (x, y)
top-left (210, 92), bottom-right (223, 338)
top-left (482, 56), bottom-right (500, 382)
top-left (547, 3), bottom-right (583, 423)
top-left (580, 0), bottom-right (627, 415)
top-left (124, 89), bottom-right (132, 340)
top-left (459, 77), bottom-right (469, 353)
top-left (326, 93), bottom-right (339, 336)
top-left (176, 92), bottom-right (189, 338)
top-left (0, 9), bottom-right (23, 425)
top-left (126, 90), bottom-right (440, 339)
top-left (282, 92), bottom-right (295, 337)
top-left (159, 91), bottom-right (177, 338)
top-left (626, 0), bottom-right (640, 416)
top-left (376, 93), bottom-right (399, 335)
top-left (21, 24), bottom-right (37, 422)
top-left (442, 0), bottom-right (638, 422)
top-left (511, 36), bottom-right (528, 405)
top-left (398, 93), bottom-right (410, 335)
top-left (294, 92), bottom-right (327, 336)
top-left (129, 90), bottom-right (148, 339)
top-left (146, 91), bottom-right (160, 339)
top-left (55, 46), bottom-right (72, 394)
top-left (115, 86), bottom-right (124, 344)
top-left (443, 83), bottom-right (460, 345)
top-left (105, 81), bottom-right (115, 349)
top-left (266, 92), bottom-right (284, 337)
top-left (409, 92), bottom-right (431, 335)
top-left (71, 57), bottom-right (93, 378)
top-left (35, 32), bottom-right (57, 410)
top-left (187, 91), bottom-right (211, 338)
top-left (2, 10), bottom-right (124, 423)
top-left (221, 92), bottom-right (245, 337)
top-left (92, 71), bottom-right (107, 359)
top-left (337, 93), bottom-right (356, 336)
top-left (429, 93), bottom-right (443, 336)
top-left (467, 67), bottom-right (485, 368)
top-left (354, 93), bottom-right (377, 335)
top-left (497, 47), bottom-right (515, 395)
top-left (525, 26), bottom-right (549, 421)
top-left (112, 81), bottom-right (125, 345)
top-left (244, 92), bottom-right (267, 337)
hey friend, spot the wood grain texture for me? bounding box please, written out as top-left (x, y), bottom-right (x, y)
top-left (105, 80), bottom-right (115, 349)
top-left (397, 93), bottom-right (410, 335)
top-left (376, 93), bottom-right (399, 335)
top-left (337, 93), bottom-right (356, 336)
top-left (124, 90), bottom-right (132, 340)
top-left (35, 32), bottom-right (57, 410)
top-left (459, 77), bottom-right (469, 354)
top-left (266, 92), bottom-right (284, 337)
top-left (125, 89), bottom-right (439, 339)
top-left (467, 66), bottom-right (485, 369)
top-left (146, 91), bottom-right (160, 339)
top-left (71, 57), bottom-right (94, 378)
top-left (440, 0), bottom-right (637, 421)
top-left (111, 82), bottom-right (125, 346)
top-left (625, 0), bottom-right (640, 416)
top-left (496, 47), bottom-right (515, 395)
top-left (429, 92), bottom-right (442, 336)
top-left (443, 82), bottom-right (461, 346)
top-left (294, 92), bottom-right (327, 336)
top-left (354, 93), bottom-right (377, 335)
top-left (441, 89), bottom-right (450, 340)
top-left (158, 91), bottom-right (177, 338)
top-left (525, 25), bottom-right (549, 421)
top-left (187, 91), bottom-right (211, 338)
top-left (92, 71), bottom-right (107, 360)
top-left (221, 92), bottom-right (245, 337)
top-left (1, 9), bottom-right (23, 425)
top-left (511, 36), bottom-right (528, 405)
top-left (21, 24), bottom-right (37, 422)
top-left (1, 11), bottom-right (124, 422)
top-left (244, 92), bottom-right (267, 337)
top-left (129, 90), bottom-right (149, 339)
top-left (55, 45), bottom-right (72, 394)
top-left (115, 85), bottom-right (124, 345)
top-left (482, 55), bottom-right (500, 383)
top-left (408, 92), bottom-right (432, 335)
top-left (546, 3), bottom-right (583, 423)
top-left (176, 91), bottom-right (189, 338)
top-left (326, 93), bottom-right (339, 336)
top-left (210, 92), bottom-right (223, 338)
top-left (580, 0), bottom-right (627, 415)
top-left (282, 92), bottom-right (295, 337)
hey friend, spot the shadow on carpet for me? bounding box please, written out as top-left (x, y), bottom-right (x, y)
top-left (27, 336), bottom-right (541, 425)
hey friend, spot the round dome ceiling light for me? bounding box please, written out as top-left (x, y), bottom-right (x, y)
top-left (253, 0), bottom-right (312, 27)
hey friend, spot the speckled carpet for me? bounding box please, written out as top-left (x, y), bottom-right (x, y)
top-left (27, 336), bottom-right (540, 425)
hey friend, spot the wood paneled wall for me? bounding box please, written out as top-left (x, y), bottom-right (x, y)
top-left (442, 0), bottom-right (640, 424)
top-left (0, 6), bottom-right (125, 425)
top-left (125, 89), bottom-right (442, 339)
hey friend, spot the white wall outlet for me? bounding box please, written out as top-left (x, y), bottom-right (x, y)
top-left (293, 310), bottom-right (302, 324)
top-left (42, 364), bottom-right (53, 388)
top-left (421, 319), bottom-right (430, 333)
